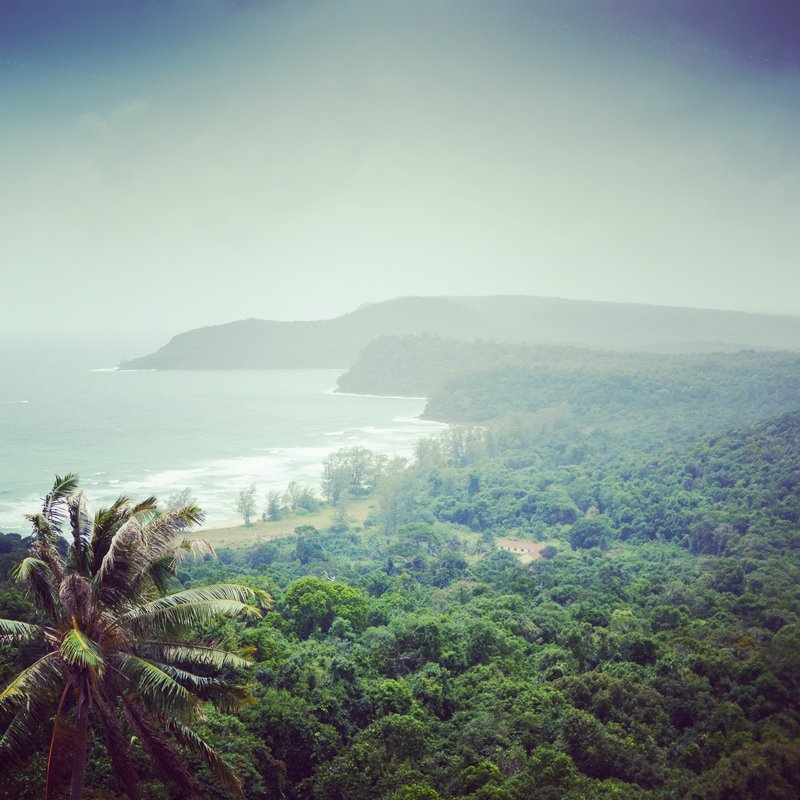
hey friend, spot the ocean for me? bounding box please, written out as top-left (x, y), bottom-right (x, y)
top-left (0, 347), bottom-right (444, 531)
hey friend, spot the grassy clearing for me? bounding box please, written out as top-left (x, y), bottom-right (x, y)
top-left (195, 498), bottom-right (377, 549)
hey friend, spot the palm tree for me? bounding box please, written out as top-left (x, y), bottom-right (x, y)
top-left (0, 474), bottom-right (270, 800)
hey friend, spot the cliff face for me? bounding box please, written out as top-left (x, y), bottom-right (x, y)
top-left (120, 295), bottom-right (800, 370)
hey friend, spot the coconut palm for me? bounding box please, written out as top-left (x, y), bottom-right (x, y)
top-left (0, 474), bottom-right (270, 800)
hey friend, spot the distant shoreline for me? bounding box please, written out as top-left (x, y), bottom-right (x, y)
top-left (0, 368), bottom-right (439, 531)
top-left (326, 387), bottom-right (429, 401)
top-left (117, 295), bottom-right (800, 372)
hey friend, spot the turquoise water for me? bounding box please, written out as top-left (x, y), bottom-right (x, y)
top-left (0, 349), bottom-right (443, 531)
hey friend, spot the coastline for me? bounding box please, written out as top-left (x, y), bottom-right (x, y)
top-left (326, 387), bottom-right (429, 401)
top-left (0, 367), bottom-right (443, 532)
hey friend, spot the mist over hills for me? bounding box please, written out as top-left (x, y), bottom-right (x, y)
top-left (120, 296), bottom-right (800, 370)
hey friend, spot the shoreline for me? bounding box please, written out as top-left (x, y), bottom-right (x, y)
top-left (326, 387), bottom-right (429, 401)
top-left (0, 369), bottom-right (443, 531)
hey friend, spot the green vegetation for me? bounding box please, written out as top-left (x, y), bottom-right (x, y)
top-left (340, 336), bottom-right (800, 453)
top-left (236, 484), bottom-right (259, 526)
top-left (0, 478), bottom-right (268, 799)
top-left (3, 345), bottom-right (800, 798)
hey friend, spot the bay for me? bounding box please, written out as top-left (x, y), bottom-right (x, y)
top-left (0, 349), bottom-right (444, 531)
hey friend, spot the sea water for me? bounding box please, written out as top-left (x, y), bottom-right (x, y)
top-left (0, 347), bottom-right (444, 531)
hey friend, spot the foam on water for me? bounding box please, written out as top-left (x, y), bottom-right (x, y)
top-left (330, 389), bottom-right (429, 400)
top-left (0, 366), bottom-right (445, 530)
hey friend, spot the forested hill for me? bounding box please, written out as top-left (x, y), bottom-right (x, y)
top-left (119, 296), bottom-right (800, 369)
top-left (4, 405), bottom-right (800, 796)
top-left (429, 408), bottom-right (800, 557)
top-left (620, 409), bottom-right (800, 555)
top-left (337, 335), bottom-right (800, 451)
top-left (6, 407), bottom-right (798, 797)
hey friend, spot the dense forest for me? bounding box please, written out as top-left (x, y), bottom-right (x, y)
top-left (339, 336), bottom-right (800, 455)
top-left (3, 344), bottom-right (800, 798)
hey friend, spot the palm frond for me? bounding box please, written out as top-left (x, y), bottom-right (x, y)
top-left (144, 554), bottom-right (180, 596)
top-left (26, 512), bottom-right (57, 544)
top-left (130, 496), bottom-right (159, 524)
top-left (0, 652), bottom-right (64, 712)
top-left (118, 584), bottom-right (269, 634)
top-left (137, 641), bottom-right (252, 669)
top-left (67, 493), bottom-right (93, 576)
top-left (169, 720), bottom-right (244, 797)
top-left (127, 583), bottom-right (270, 615)
top-left (60, 628), bottom-right (105, 676)
top-left (0, 700), bottom-right (49, 763)
top-left (92, 517), bottom-right (144, 607)
top-left (173, 537), bottom-right (216, 565)
top-left (111, 654), bottom-right (202, 724)
top-left (25, 515), bottom-right (66, 587)
top-left (124, 700), bottom-right (207, 799)
top-left (156, 663), bottom-right (252, 712)
top-left (45, 473), bottom-right (80, 505)
top-left (96, 506), bottom-right (209, 609)
top-left (0, 618), bottom-right (42, 644)
top-left (127, 600), bottom-right (262, 638)
top-left (41, 472), bottom-right (79, 534)
top-left (90, 496), bottom-right (133, 573)
top-left (12, 557), bottom-right (59, 620)
top-left (141, 504), bottom-right (206, 564)
top-left (12, 556), bottom-right (50, 583)
top-left (143, 537), bottom-right (216, 596)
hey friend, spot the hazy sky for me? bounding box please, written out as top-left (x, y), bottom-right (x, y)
top-left (2, 0), bottom-right (799, 351)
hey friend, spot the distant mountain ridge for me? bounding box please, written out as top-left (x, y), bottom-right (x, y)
top-left (120, 295), bottom-right (800, 370)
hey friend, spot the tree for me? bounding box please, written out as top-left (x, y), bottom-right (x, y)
top-left (283, 481), bottom-right (320, 514)
top-left (376, 458), bottom-right (422, 534)
top-left (165, 487), bottom-right (197, 511)
top-left (235, 483), bottom-right (257, 526)
top-left (293, 525), bottom-right (325, 565)
top-left (0, 474), bottom-right (270, 799)
top-left (569, 515), bottom-right (613, 550)
top-left (321, 448), bottom-right (385, 504)
top-left (264, 489), bottom-right (284, 521)
top-left (281, 576), bottom-right (368, 638)
top-left (389, 786), bottom-right (441, 800)
top-left (685, 739), bottom-right (800, 800)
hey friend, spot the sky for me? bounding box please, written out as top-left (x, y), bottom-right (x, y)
top-left (1, 0), bottom-right (799, 353)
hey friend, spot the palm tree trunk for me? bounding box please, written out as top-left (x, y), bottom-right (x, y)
top-left (70, 699), bottom-right (90, 800)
